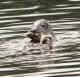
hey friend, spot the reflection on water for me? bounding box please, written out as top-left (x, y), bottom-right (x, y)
top-left (0, 0), bottom-right (80, 77)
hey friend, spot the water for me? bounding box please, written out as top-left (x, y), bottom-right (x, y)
top-left (0, 0), bottom-right (80, 77)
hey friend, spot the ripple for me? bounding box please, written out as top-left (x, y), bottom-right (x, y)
top-left (0, 12), bottom-right (70, 19)
top-left (0, 19), bottom-right (20, 23)
top-left (0, 6), bottom-right (40, 12)
top-left (50, 6), bottom-right (80, 10)
top-left (70, 0), bottom-right (80, 1)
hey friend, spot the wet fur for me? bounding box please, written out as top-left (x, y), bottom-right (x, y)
top-left (26, 19), bottom-right (56, 48)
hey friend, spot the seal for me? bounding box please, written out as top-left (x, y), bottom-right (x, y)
top-left (26, 19), bottom-right (56, 49)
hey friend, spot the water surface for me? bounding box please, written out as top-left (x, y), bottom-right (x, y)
top-left (0, 0), bottom-right (80, 77)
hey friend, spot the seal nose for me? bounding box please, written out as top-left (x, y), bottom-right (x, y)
top-left (30, 29), bottom-right (36, 33)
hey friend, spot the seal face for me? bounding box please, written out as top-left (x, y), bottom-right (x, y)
top-left (26, 19), bottom-right (56, 45)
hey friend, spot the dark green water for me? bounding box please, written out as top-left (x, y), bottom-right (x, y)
top-left (0, 0), bottom-right (80, 77)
